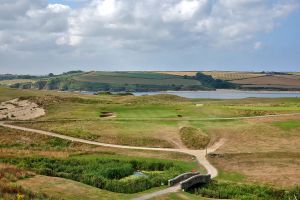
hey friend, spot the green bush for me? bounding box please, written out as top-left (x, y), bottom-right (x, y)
top-left (0, 156), bottom-right (184, 194)
top-left (190, 181), bottom-right (300, 200)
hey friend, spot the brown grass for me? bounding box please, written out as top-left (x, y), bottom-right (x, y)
top-left (232, 75), bottom-right (300, 86)
top-left (208, 123), bottom-right (300, 153)
top-left (203, 117), bottom-right (300, 187)
top-left (179, 127), bottom-right (209, 149)
top-left (0, 126), bottom-right (194, 162)
top-left (155, 71), bottom-right (197, 77)
top-left (209, 152), bottom-right (300, 187)
top-left (244, 114), bottom-right (300, 123)
top-left (203, 71), bottom-right (264, 81)
top-left (18, 175), bottom-right (131, 200)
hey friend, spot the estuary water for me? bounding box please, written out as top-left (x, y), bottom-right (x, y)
top-left (132, 90), bottom-right (300, 99)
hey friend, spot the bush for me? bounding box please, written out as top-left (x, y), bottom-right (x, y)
top-left (0, 156), bottom-right (184, 193)
top-left (190, 181), bottom-right (300, 200)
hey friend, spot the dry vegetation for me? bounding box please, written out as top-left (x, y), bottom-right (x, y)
top-left (17, 175), bottom-right (132, 200)
top-left (210, 152), bottom-right (300, 187)
top-left (232, 75), bottom-right (300, 87)
top-left (155, 71), bottom-right (198, 76)
top-left (179, 127), bottom-right (210, 149)
top-left (205, 115), bottom-right (300, 186)
top-left (0, 87), bottom-right (300, 198)
top-left (202, 71), bottom-right (265, 81)
top-left (0, 164), bottom-right (52, 200)
top-left (0, 126), bottom-right (195, 162)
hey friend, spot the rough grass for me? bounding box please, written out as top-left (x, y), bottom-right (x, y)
top-left (190, 181), bottom-right (300, 200)
top-left (18, 175), bottom-right (132, 200)
top-left (0, 154), bottom-right (197, 194)
top-left (179, 127), bottom-right (210, 149)
top-left (0, 164), bottom-right (52, 200)
top-left (216, 170), bottom-right (246, 182)
top-left (2, 88), bottom-right (300, 189)
top-left (209, 152), bottom-right (300, 187)
top-left (273, 120), bottom-right (300, 130)
top-left (0, 126), bottom-right (196, 162)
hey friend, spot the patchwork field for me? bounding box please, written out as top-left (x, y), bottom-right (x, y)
top-left (232, 75), bottom-right (300, 89)
top-left (0, 88), bottom-right (299, 199)
top-left (74, 71), bottom-right (201, 86)
top-left (156, 71), bottom-right (300, 90)
top-left (202, 71), bottom-right (265, 81)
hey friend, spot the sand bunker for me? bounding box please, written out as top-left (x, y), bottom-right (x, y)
top-left (0, 98), bottom-right (45, 120)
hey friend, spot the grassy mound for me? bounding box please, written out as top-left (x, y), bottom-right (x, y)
top-left (180, 127), bottom-right (210, 149)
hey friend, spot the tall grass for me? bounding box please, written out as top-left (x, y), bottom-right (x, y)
top-left (190, 181), bottom-right (300, 200)
top-left (180, 127), bottom-right (210, 149)
top-left (0, 156), bottom-right (186, 193)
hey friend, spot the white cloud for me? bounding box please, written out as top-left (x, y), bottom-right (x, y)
top-left (0, 0), bottom-right (299, 54)
top-left (163, 0), bottom-right (206, 22)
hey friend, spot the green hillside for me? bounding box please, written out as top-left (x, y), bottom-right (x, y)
top-left (7, 71), bottom-right (236, 92)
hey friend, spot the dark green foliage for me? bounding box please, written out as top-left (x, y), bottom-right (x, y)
top-left (194, 72), bottom-right (237, 89)
top-left (9, 71), bottom-right (207, 92)
top-left (190, 181), bottom-right (300, 200)
top-left (62, 70), bottom-right (84, 75)
top-left (0, 74), bottom-right (38, 81)
top-left (7, 71), bottom-right (237, 91)
top-left (0, 156), bottom-right (184, 193)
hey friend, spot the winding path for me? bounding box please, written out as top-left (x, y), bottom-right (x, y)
top-left (2, 111), bottom-right (299, 199)
top-left (0, 121), bottom-right (223, 199)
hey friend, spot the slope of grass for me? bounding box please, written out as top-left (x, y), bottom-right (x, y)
top-left (273, 120), bottom-right (300, 130)
top-left (179, 127), bottom-right (210, 149)
top-left (74, 71), bottom-right (202, 86)
top-left (18, 175), bottom-right (132, 200)
top-left (0, 164), bottom-right (52, 200)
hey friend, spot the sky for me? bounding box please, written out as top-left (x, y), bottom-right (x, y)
top-left (0, 0), bottom-right (299, 74)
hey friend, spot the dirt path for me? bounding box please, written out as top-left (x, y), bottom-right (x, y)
top-left (1, 112), bottom-right (300, 199)
top-left (132, 185), bottom-right (181, 200)
top-left (0, 122), bottom-right (222, 174)
top-left (0, 121), bottom-right (223, 199)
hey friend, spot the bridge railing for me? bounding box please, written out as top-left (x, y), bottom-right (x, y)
top-left (180, 174), bottom-right (211, 190)
top-left (168, 172), bottom-right (200, 186)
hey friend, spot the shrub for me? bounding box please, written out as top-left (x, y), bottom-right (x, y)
top-left (190, 181), bottom-right (300, 200)
top-left (0, 156), bottom-right (184, 193)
